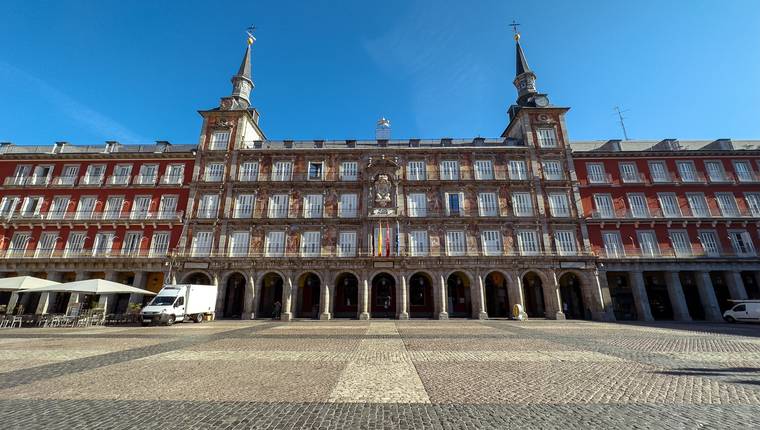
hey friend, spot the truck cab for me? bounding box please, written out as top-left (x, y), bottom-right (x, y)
top-left (723, 301), bottom-right (760, 323)
top-left (140, 286), bottom-right (187, 325)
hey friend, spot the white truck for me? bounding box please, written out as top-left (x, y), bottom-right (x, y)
top-left (723, 300), bottom-right (760, 323)
top-left (140, 284), bottom-right (218, 326)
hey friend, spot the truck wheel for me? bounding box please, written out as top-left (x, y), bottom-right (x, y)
top-left (194, 314), bottom-right (204, 323)
top-left (166, 315), bottom-right (176, 326)
top-left (725, 316), bottom-right (736, 324)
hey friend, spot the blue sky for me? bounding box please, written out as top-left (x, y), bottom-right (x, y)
top-left (1, 0), bottom-right (759, 145)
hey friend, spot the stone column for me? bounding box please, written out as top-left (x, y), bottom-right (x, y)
top-left (694, 271), bottom-right (723, 322)
top-left (213, 273), bottom-right (223, 318)
top-left (397, 274), bottom-right (409, 320)
top-left (592, 270), bottom-right (616, 321)
top-left (281, 275), bottom-right (294, 322)
top-left (665, 272), bottom-right (691, 321)
top-left (629, 270), bottom-right (654, 321)
top-left (358, 278), bottom-right (370, 320)
top-left (243, 272), bottom-right (255, 319)
top-left (475, 274), bottom-right (488, 319)
top-left (320, 279), bottom-right (332, 320)
top-left (127, 271), bottom-right (147, 312)
top-left (725, 271), bottom-right (748, 301)
top-left (438, 274), bottom-right (449, 320)
top-left (544, 272), bottom-right (565, 320)
top-left (252, 278), bottom-right (262, 319)
top-left (511, 274), bottom-right (525, 318)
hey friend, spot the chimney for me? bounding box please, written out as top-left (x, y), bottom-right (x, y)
top-left (105, 140), bottom-right (119, 153)
top-left (155, 140), bottom-right (172, 152)
top-left (53, 141), bottom-right (68, 154)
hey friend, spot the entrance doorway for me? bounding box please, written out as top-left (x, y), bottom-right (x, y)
top-left (485, 272), bottom-right (509, 318)
top-left (371, 273), bottom-right (395, 318)
top-left (409, 272), bottom-right (434, 318)
top-left (258, 273), bottom-right (283, 318)
top-left (522, 272), bottom-right (545, 318)
top-left (334, 273), bottom-right (358, 318)
top-left (223, 273), bottom-right (246, 319)
top-left (447, 272), bottom-right (472, 318)
top-left (297, 273), bottom-right (321, 319)
top-left (559, 273), bottom-right (586, 319)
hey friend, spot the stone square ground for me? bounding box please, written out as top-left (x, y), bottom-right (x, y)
top-left (1, 319), bottom-right (759, 428)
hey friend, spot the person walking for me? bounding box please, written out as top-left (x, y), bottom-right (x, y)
top-left (272, 300), bottom-right (282, 320)
top-left (383, 296), bottom-right (390, 318)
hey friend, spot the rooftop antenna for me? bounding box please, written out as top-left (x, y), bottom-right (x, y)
top-left (613, 106), bottom-right (630, 140)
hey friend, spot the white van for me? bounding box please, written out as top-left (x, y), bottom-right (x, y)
top-left (723, 301), bottom-right (760, 323)
top-left (140, 284), bottom-right (218, 326)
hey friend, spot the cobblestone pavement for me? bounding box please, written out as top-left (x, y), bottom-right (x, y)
top-left (1, 319), bottom-right (760, 428)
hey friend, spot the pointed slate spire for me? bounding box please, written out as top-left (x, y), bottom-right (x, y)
top-left (236, 43), bottom-right (252, 81)
top-left (228, 37), bottom-right (255, 110)
top-left (515, 39), bottom-right (531, 76)
top-left (512, 32), bottom-right (537, 106)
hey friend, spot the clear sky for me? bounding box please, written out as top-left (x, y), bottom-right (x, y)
top-left (1, 0), bottom-right (759, 145)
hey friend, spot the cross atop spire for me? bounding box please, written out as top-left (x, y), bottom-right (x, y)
top-left (509, 20), bottom-right (520, 40)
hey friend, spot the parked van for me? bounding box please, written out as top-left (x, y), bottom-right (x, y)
top-left (723, 301), bottom-right (760, 323)
top-left (140, 284), bottom-right (218, 325)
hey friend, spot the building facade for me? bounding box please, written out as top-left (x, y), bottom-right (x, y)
top-left (1, 34), bottom-right (758, 322)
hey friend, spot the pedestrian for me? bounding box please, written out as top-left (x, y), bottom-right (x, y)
top-left (383, 296), bottom-right (390, 318)
top-left (273, 300), bottom-right (282, 320)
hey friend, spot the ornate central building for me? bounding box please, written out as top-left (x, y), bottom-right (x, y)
top-left (173, 35), bottom-right (606, 322)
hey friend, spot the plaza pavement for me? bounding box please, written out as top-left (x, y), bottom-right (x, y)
top-left (0, 319), bottom-right (759, 428)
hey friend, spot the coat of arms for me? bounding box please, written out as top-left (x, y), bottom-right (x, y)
top-left (374, 174), bottom-right (392, 207)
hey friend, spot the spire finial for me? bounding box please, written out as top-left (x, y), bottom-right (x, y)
top-left (246, 25), bottom-right (256, 46)
top-left (509, 20), bottom-right (520, 41)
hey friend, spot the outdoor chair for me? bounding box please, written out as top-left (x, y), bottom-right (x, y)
top-left (8, 316), bottom-right (22, 328)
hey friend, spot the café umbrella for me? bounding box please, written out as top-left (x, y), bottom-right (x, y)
top-left (18, 279), bottom-right (156, 312)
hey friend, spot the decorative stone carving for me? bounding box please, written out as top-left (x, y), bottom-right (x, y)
top-left (374, 174), bottom-right (392, 208)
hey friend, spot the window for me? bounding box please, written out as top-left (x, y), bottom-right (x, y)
top-left (136, 164), bottom-right (158, 185)
top-left (164, 164), bottom-right (185, 184)
top-left (149, 232), bottom-right (170, 257)
top-left (122, 232), bottom-right (142, 256)
top-left (265, 231), bottom-right (285, 256)
top-left (658, 193), bottom-right (681, 218)
top-left (602, 232), bottom-right (624, 257)
top-left (82, 164), bottom-right (105, 185)
top-left (0, 197), bottom-right (19, 218)
top-left (158, 195), bottom-right (178, 219)
top-left (307, 162), bottom-right (324, 180)
top-left (705, 161), bottom-right (726, 182)
top-left (11, 165), bottom-right (30, 185)
top-left (511, 192), bottom-right (533, 216)
top-left (197, 194), bottom-right (219, 219)
top-left (698, 230), bottom-right (720, 257)
top-left (733, 160), bottom-right (756, 182)
top-left (517, 230), bottom-right (539, 255)
top-left (8, 232), bottom-right (30, 256)
top-left (300, 231), bottom-right (321, 257)
top-left (239, 161), bottom-right (259, 182)
top-left (64, 232), bottom-right (86, 257)
top-left (586, 163), bottom-right (607, 183)
top-left (29, 165), bottom-right (52, 185)
top-left (445, 231), bottom-right (466, 256)
top-left (729, 231), bottom-right (756, 257)
top-left (548, 193), bottom-right (570, 217)
top-left (638, 231), bottom-right (659, 257)
top-left (407, 161), bottom-right (426, 180)
top-left (619, 162), bottom-right (641, 183)
top-left (407, 193), bottom-right (427, 217)
top-left (102, 197), bottom-right (123, 220)
top-left (303, 194), bottom-right (323, 218)
top-left (745, 193), bottom-right (760, 217)
top-left (47, 196), bottom-right (70, 220)
top-left (228, 231), bottom-right (250, 257)
top-left (204, 163), bottom-right (224, 182)
top-left (676, 161), bottom-right (698, 183)
top-left (408, 230), bottom-right (429, 256)
top-left (440, 160), bottom-right (460, 180)
top-left (669, 230), bottom-right (692, 257)
top-left (445, 192), bottom-right (463, 216)
top-left (340, 162), bottom-right (358, 181)
top-left (92, 232), bottom-right (114, 256)
top-left (268, 194), bottom-right (289, 218)
top-left (272, 161), bottom-right (293, 181)
top-left (20, 196), bottom-right (43, 217)
top-left (191, 231), bottom-right (213, 256)
top-left (36, 232), bottom-right (58, 257)
top-left (481, 230), bottom-right (502, 256)
top-left (554, 230), bottom-right (577, 255)
top-left (543, 160), bottom-right (563, 180)
top-left (234, 194), bottom-right (255, 218)
top-left (686, 193), bottom-right (710, 217)
top-left (715, 192), bottom-right (740, 217)
top-left (478, 192), bottom-right (498, 217)
top-left (338, 193), bottom-right (357, 218)
top-left (593, 194), bottom-right (614, 218)
top-left (131, 196), bottom-right (152, 219)
top-left (627, 193), bottom-right (649, 218)
top-left (648, 161), bottom-right (670, 183)
top-left (338, 231), bottom-right (357, 257)
top-left (509, 160), bottom-right (528, 180)
top-left (110, 164), bottom-right (132, 185)
top-left (209, 131), bottom-right (230, 150)
top-left (474, 160), bottom-right (494, 180)
top-left (536, 128), bottom-right (558, 148)
top-left (76, 196), bottom-right (97, 219)
top-left (58, 165), bottom-right (79, 185)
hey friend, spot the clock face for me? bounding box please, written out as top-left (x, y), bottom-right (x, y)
top-left (534, 96), bottom-right (549, 107)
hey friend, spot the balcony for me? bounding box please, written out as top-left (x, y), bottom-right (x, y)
top-left (736, 172), bottom-right (760, 183)
top-left (52, 176), bottom-right (78, 186)
top-left (106, 175), bottom-right (131, 186)
top-left (1, 249), bottom-right (168, 259)
top-left (598, 247), bottom-right (756, 260)
top-left (161, 175), bottom-right (185, 186)
top-left (707, 172), bottom-right (735, 184)
top-left (133, 175), bottom-right (158, 186)
top-left (2, 210), bottom-right (183, 223)
top-left (175, 247), bottom-right (592, 259)
top-left (620, 172), bottom-right (647, 184)
top-left (650, 172), bottom-right (676, 184)
top-left (587, 173), bottom-right (612, 185)
top-left (80, 176), bottom-right (104, 186)
top-left (2, 176), bottom-right (51, 187)
top-left (676, 172), bottom-right (707, 184)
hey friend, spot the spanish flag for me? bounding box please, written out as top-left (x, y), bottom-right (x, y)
top-left (377, 221), bottom-right (383, 256)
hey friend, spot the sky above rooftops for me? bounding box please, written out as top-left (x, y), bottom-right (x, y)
top-left (0, 0), bottom-right (758, 145)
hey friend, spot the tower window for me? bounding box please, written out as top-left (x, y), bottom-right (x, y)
top-left (536, 128), bottom-right (558, 148)
top-left (209, 131), bottom-right (230, 150)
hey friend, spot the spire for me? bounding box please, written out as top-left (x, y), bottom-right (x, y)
top-left (510, 27), bottom-right (539, 106)
top-left (225, 27), bottom-right (256, 110)
top-left (515, 37), bottom-right (531, 77)
top-left (236, 43), bottom-right (252, 81)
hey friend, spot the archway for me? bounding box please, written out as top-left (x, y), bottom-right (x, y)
top-left (297, 272), bottom-right (321, 319)
top-left (644, 272), bottom-right (673, 320)
top-left (258, 272), bottom-right (283, 318)
top-left (222, 273), bottom-right (246, 319)
top-left (559, 272), bottom-right (586, 320)
top-left (485, 272), bottom-right (509, 318)
top-left (522, 272), bottom-right (545, 318)
top-left (371, 273), bottom-right (396, 318)
top-left (409, 272), bottom-right (434, 318)
top-left (184, 272), bottom-right (211, 285)
top-left (334, 272), bottom-right (358, 318)
top-left (447, 272), bottom-right (472, 318)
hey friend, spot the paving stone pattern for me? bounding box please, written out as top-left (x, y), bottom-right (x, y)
top-left (1, 319), bottom-right (760, 428)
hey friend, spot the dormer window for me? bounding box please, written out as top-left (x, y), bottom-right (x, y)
top-left (209, 131), bottom-right (230, 150)
top-left (536, 128), bottom-right (558, 148)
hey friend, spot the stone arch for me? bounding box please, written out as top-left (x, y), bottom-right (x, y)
top-left (258, 272), bottom-right (284, 318)
top-left (222, 272), bottom-right (246, 319)
top-left (181, 271), bottom-right (212, 285)
top-left (371, 272), bottom-right (396, 318)
top-left (296, 272), bottom-right (322, 319)
top-left (334, 272), bottom-right (359, 318)
top-left (408, 271), bottom-right (434, 318)
top-left (484, 271), bottom-right (510, 318)
top-left (522, 271), bottom-right (546, 318)
top-left (446, 271), bottom-right (472, 318)
top-left (558, 271), bottom-right (587, 320)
